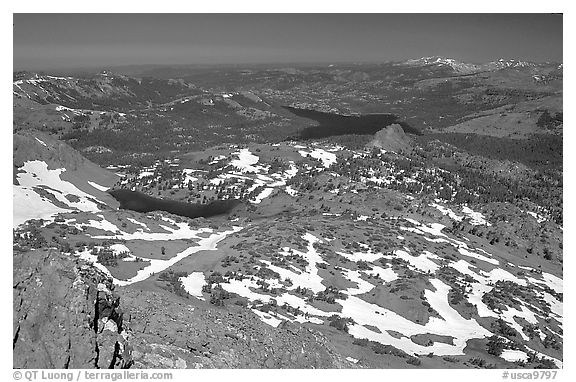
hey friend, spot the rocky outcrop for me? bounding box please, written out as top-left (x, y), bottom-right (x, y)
top-left (368, 124), bottom-right (412, 153)
top-left (13, 249), bottom-right (132, 368)
top-left (119, 288), bottom-right (350, 368)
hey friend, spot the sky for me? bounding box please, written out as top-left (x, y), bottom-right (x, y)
top-left (13, 13), bottom-right (563, 70)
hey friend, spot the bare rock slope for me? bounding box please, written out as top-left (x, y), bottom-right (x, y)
top-left (13, 249), bottom-right (132, 369)
top-left (368, 124), bottom-right (412, 153)
top-left (120, 286), bottom-right (350, 368)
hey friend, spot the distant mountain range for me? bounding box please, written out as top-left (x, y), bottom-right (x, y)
top-left (402, 56), bottom-right (562, 74)
top-left (14, 56), bottom-right (563, 80)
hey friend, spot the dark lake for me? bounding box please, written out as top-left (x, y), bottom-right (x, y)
top-left (108, 189), bottom-right (241, 219)
top-left (283, 106), bottom-right (421, 139)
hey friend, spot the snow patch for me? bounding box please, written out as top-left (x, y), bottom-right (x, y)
top-left (430, 202), bottom-right (463, 221)
top-left (251, 309), bottom-right (282, 327)
top-left (88, 181), bottom-right (109, 192)
top-left (501, 349), bottom-right (529, 363)
top-left (251, 187), bottom-right (274, 204)
top-left (230, 148), bottom-right (261, 173)
top-left (298, 148), bottom-right (337, 168)
top-left (462, 206), bottom-right (491, 226)
top-left (179, 272), bottom-right (207, 300)
top-left (35, 137), bottom-right (47, 147)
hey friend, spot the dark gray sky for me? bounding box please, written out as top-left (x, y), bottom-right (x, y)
top-left (13, 13), bottom-right (563, 70)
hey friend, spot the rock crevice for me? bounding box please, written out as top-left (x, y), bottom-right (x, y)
top-left (13, 249), bottom-right (132, 369)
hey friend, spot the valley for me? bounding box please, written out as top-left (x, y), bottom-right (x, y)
top-left (13, 57), bottom-right (563, 369)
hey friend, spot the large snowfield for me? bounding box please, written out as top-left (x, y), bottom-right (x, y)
top-left (14, 160), bottom-right (104, 226)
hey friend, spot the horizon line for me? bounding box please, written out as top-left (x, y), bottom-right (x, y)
top-left (13, 56), bottom-right (564, 74)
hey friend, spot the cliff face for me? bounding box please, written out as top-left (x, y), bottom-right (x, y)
top-left (13, 249), bottom-right (132, 369)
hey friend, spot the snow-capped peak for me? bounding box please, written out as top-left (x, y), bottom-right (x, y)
top-left (404, 56), bottom-right (482, 74)
top-left (402, 56), bottom-right (546, 74)
top-left (488, 58), bottom-right (535, 69)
